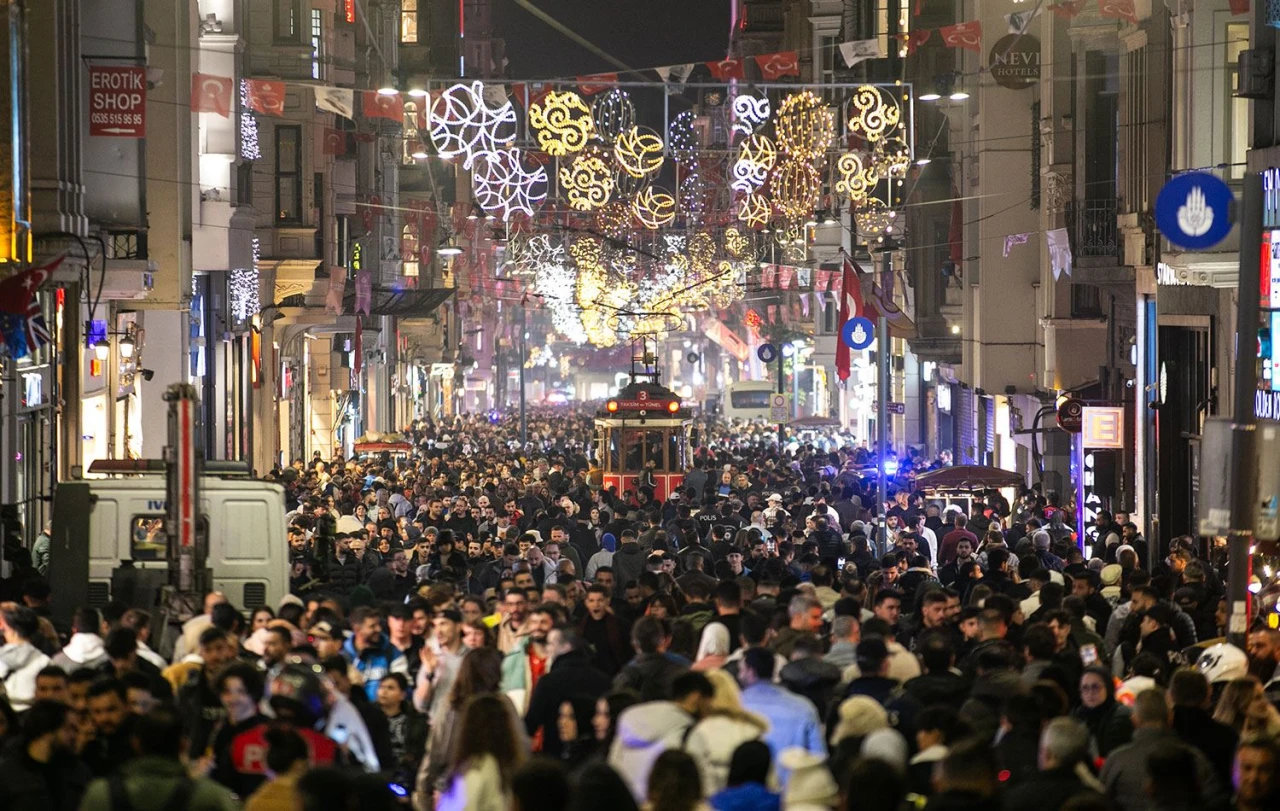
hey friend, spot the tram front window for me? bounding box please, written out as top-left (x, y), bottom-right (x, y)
top-left (624, 430), bottom-right (644, 472)
top-left (644, 430), bottom-right (665, 470)
top-left (668, 431), bottom-right (685, 471)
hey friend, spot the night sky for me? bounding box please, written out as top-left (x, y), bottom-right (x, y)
top-left (492, 0), bottom-right (735, 78)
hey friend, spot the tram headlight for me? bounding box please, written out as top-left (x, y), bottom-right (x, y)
top-left (667, 401), bottom-right (680, 413)
top-left (607, 401), bottom-right (619, 412)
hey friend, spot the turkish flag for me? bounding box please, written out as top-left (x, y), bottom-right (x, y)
top-left (940, 22), bottom-right (983, 52)
top-left (511, 83), bottom-right (553, 111)
top-left (906, 29), bottom-right (932, 56)
top-left (362, 91), bottom-right (402, 123)
top-left (322, 127), bottom-right (347, 155)
top-left (191, 73), bottom-right (232, 117)
top-left (576, 73), bottom-right (618, 95)
top-left (244, 79), bottom-right (286, 116)
top-left (1049, 0), bottom-right (1084, 18)
top-left (706, 58), bottom-right (745, 81)
top-left (0, 254), bottom-right (63, 314)
top-left (1097, 0), bottom-right (1138, 22)
top-left (755, 52), bottom-right (800, 80)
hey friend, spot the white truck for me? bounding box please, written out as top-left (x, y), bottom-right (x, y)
top-left (50, 470), bottom-right (289, 612)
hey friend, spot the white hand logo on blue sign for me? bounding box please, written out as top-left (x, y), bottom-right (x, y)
top-left (851, 323), bottom-right (867, 345)
top-left (1176, 186), bottom-right (1213, 238)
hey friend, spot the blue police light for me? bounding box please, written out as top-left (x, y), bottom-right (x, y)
top-left (883, 458), bottom-right (899, 476)
top-left (487, 409), bottom-right (501, 424)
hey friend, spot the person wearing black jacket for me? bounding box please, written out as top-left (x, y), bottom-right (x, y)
top-left (208, 663), bottom-right (270, 799)
top-left (904, 632), bottom-right (970, 711)
top-left (524, 627), bottom-right (612, 757)
top-left (175, 627), bottom-right (236, 761)
top-left (1169, 667), bottom-right (1238, 791)
top-left (81, 678), bottom-right (136, 777)
top-left (320, 655), bottom-right (395, 773)
top-left (611, 616), bottom-right (686, 701)
top-left (0, 699), bottom-right (92, 811)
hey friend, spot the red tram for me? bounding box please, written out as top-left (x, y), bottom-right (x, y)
top-left (594, 351), bottom-right (692, 502)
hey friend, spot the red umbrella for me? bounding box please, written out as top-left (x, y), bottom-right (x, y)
top-left (913, 464), bottom-right (1023, 492)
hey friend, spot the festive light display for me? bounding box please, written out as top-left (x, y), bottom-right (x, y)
top-left (848, 85), bottom-right (902, 144)
top-left (558, 152), bottom-right (615, 211)
top-left (632, 186), bottom-right (677, 229)
top-left (529, 90), bottom-right (595, 156)
top-left (873, 136), bottom-right (913, 179)
top-left (471, 148), bottom-right (548, 219)
top-left (737, 193), bottom-right (772, 229)
top-left (723, 226), bottom-right (753, 259)
top-left (771, 159), bottom-right (822, 220)
top-left (239, 80), bottom-right (261, 161)
top-left (680, 167), bottom-right (708, 219)
top-left (836, 151), bottom-right (879, 203)
top-left (429, 81), bottom-right (518, 168)
top-left (668, 110), bottom-right (698, 159)
top-left (855, 197), bottom-right (894, 236)
top-left (775, 91), bottom-right (835, 161)
top-left (730, 133), bottom-right (777, 193)
top-left (594, 202), bottom-right (632, 239)
top-left (732, 93), bottom-right (771, 135)
top-left (591, 89), bottom-right (636, 144)
top-left (613, 126), bottom-right (665, 178)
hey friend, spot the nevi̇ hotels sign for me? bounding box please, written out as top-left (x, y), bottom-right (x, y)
top-left (988, 35), bottom-right (1041, 91)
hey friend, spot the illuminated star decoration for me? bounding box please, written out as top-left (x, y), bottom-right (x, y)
top-left (732, 93), bottom-right (771, 135)
top-left (529, 90), bottom-right (595, 157)
top-left (428, 81), bottom-right (518, 169)
top-left (471, 148), bottom-right (549, 219)
top-left (558, 152), bottom-right (614, 211)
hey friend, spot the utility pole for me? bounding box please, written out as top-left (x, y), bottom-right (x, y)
top-left (519, 305), bottom-right (528, 446)
top-left (776, 343), bottom-right (785, 447)
top-left (876, 247), bottom-right (891, 554)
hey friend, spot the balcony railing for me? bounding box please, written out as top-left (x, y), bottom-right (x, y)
top-left (1071, 199), bottom-right (1118, 258)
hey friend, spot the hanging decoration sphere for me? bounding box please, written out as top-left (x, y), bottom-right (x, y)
top-left (613, 126), bottom-right (666, 178)
top-left (632, 186), bottom-right (677, 229)
top-left (558, 152), bottom-right (614, 211)
top-left (775, 90), bottom-right (835, 161)
top-left (529, 90), bottom-right (595, 156)
top-left (591, 89), bottom-right (636, 144)
top-left (847, 85), bottom-right (902, 144)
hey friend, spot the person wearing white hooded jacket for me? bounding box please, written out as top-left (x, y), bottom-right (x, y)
top-left (51, 607), bottom-right (110, 673)
top-left (685, 669), bottom-right (769, 795)
top-left (0, 604), bottom-right (51, 711)
top-left (607, 670), bottom-right (715, 802)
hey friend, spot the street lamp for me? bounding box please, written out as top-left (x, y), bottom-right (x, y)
top-left (93, 339), bottom-right (110, 362)
top-left (118, 334), bottom-right (135, 360)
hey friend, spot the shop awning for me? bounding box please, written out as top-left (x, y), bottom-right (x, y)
top-left (344, 286), bottom-right (455, 317)
top-left (914, 464), bottom-right (1023, 492)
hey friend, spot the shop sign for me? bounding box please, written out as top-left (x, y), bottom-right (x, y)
top-left (1057, 397), bottom-right (1085, 432)
top-left (1264, 167), bottom-right (1280, 228)
top-left (89, 66), bottom-right (146, 137)
top-left (705, 318), bottom-right (749, 362)
top-left (1256, 389), bottom-right (1280, 420)
top-left (1082, 406), bottom-right (1125, 448)
top-left (1262, 230), bottom-right (1280, 309)
top-left (988, 35), bottom-right (1041, 90)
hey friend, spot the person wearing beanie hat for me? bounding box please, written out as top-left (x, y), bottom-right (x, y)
top-left (586, 533), bottom-right (616, 580)
top-left (777, 749), bottom-right (839, 811)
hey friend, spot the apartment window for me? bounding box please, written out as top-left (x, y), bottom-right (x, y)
top-left (275, 0), bottom-right (302, 43)
top-left (401, 0), bottom-right (419, 44)
top-left (818, 33), bottom-right (839, 100)
top-left (235, 162), bottom-right (253, 206)
top-left (1227, 23), bottom-right (1249, 180)
top-left (310, 8), bottom-right (323, 79)
top-left (276, 126), bottom-right (302, 223)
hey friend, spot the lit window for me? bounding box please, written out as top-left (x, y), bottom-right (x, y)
top-left (311, 9), bottom-right (323, 80)
top-left (401, 0), bottom-right (419, 44)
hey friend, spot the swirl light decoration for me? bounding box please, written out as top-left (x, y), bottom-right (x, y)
top-left (429, 81), bottom-right (518, 169)
top-left (591, 89), bottom-right (635, 143)
top-left (836, 151), bottom-right (879, 203)
top-left (847, 85), bottom-right (902, 144)
top-left (775, 90), bottom-right (835, 161)
top-left (723, 226), bottom-right (752, 259)
top-left (668, 110), bottom-right (698, 160)
top-left (614, 126), bottom-right (665, 178)
top-left (730, 134), bottom-right (777, 193)
top-left (732, 93), bottom-right (771, 135)
top-left (632, 187), bottom-right (677, 229)
top-left (558, 153), bottom-right (615, 211)
top-left (737, 193), bottom-right (772, 230)
top-left (529, 90), bottom-right (595, 156)
top-left (569, 235), bottom-right (603, 269)
top-left (471, 149), bottom-right (548, 218)
top-left (772, 160), bottom-right (822, 220)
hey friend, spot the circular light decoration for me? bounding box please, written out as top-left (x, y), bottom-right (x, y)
top-left (591, 89), bottom-right (635, 143)
top-left (595, 202), bottom-right (632, 240)
top-left (731, 134), bottom-right (777, 193)
top-left (872, 136), bottom-right (912, 179)
top-left (529, 90), bottom-right (595, 157)
top-left (558, 153), bottom-right (614, 211)
top-left (680, 168), bottom-right (708, 220)
top-left (471, 148), bottom-right (548, 219)
top-left (775, 90), bottom-right (835, 161)
top-left (847, 85), bottom-right (902, 144)
top-left (835, 151), bottom-right (880, 203)
top-left (569, 235), bottom-right (603, 270)
top-left (855, 197), bottom-right (894, 237)
top-left (737, 193), bottom-right (772, 230)
top-left (723, 225), bottom-right (752, 259)
top-left (668, 110), bottom-right (698, 160)
top-left (429, 81), bottom-right (518, 169)
top-left (632, 187), bottom-right (677, 229)
top-left (614, 126), bottom-right (665, 178)
top-left (689, 232), bottom-right (717, 271)
top-left (732, 93), bottom-right (771, 135)
top-left (772, 160), bottom-right (822, 220)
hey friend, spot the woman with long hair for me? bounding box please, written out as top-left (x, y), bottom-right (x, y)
top-left (414, 647), bottom-right (505, 810)
top-left (1072, 666), bottom-right (1131, 758)
top-left (1213, 676), bottom-right (1264, 733)
top-left (693, 623), bottom-right (731, 672)
top-left (435, 694), bottom-right (527, 811)
top-left (687, 670), bottom-right (769, 795)
top-left (645, 749), bottom-right (709, 811)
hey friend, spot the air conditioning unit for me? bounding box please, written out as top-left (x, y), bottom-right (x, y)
top-left (1237, 49), bottom-right (1274, 100)
top-left (97, 267), bottom-right (155, 301)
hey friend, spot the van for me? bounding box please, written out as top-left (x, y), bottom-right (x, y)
top-left (723, 380), bottom-right (776, 422)
top-left (51, 475), bottom-right (288, 613)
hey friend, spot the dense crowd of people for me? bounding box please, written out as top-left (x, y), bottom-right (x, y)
top-left (1, 409), bottom-right (1279, 811)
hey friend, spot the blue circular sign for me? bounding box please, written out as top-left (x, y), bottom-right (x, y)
top-left (757, 343), bottom-right (778, 363)
top-left (1155, 171), bottom-right (1234, 251)
top-left (841, 317), bottom-right (876, 350)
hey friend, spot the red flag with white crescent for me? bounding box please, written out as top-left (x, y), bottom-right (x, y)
top-left (191, 73), bottom-right (233, 117)
top-left (706, 59), bottom-right (745, 81)
top-left (755, 52), bottom-right (800, 80)
top-left (940, 22), bottom-right (983, 52)
top-left (244, 79), bottom-right (286, 116)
